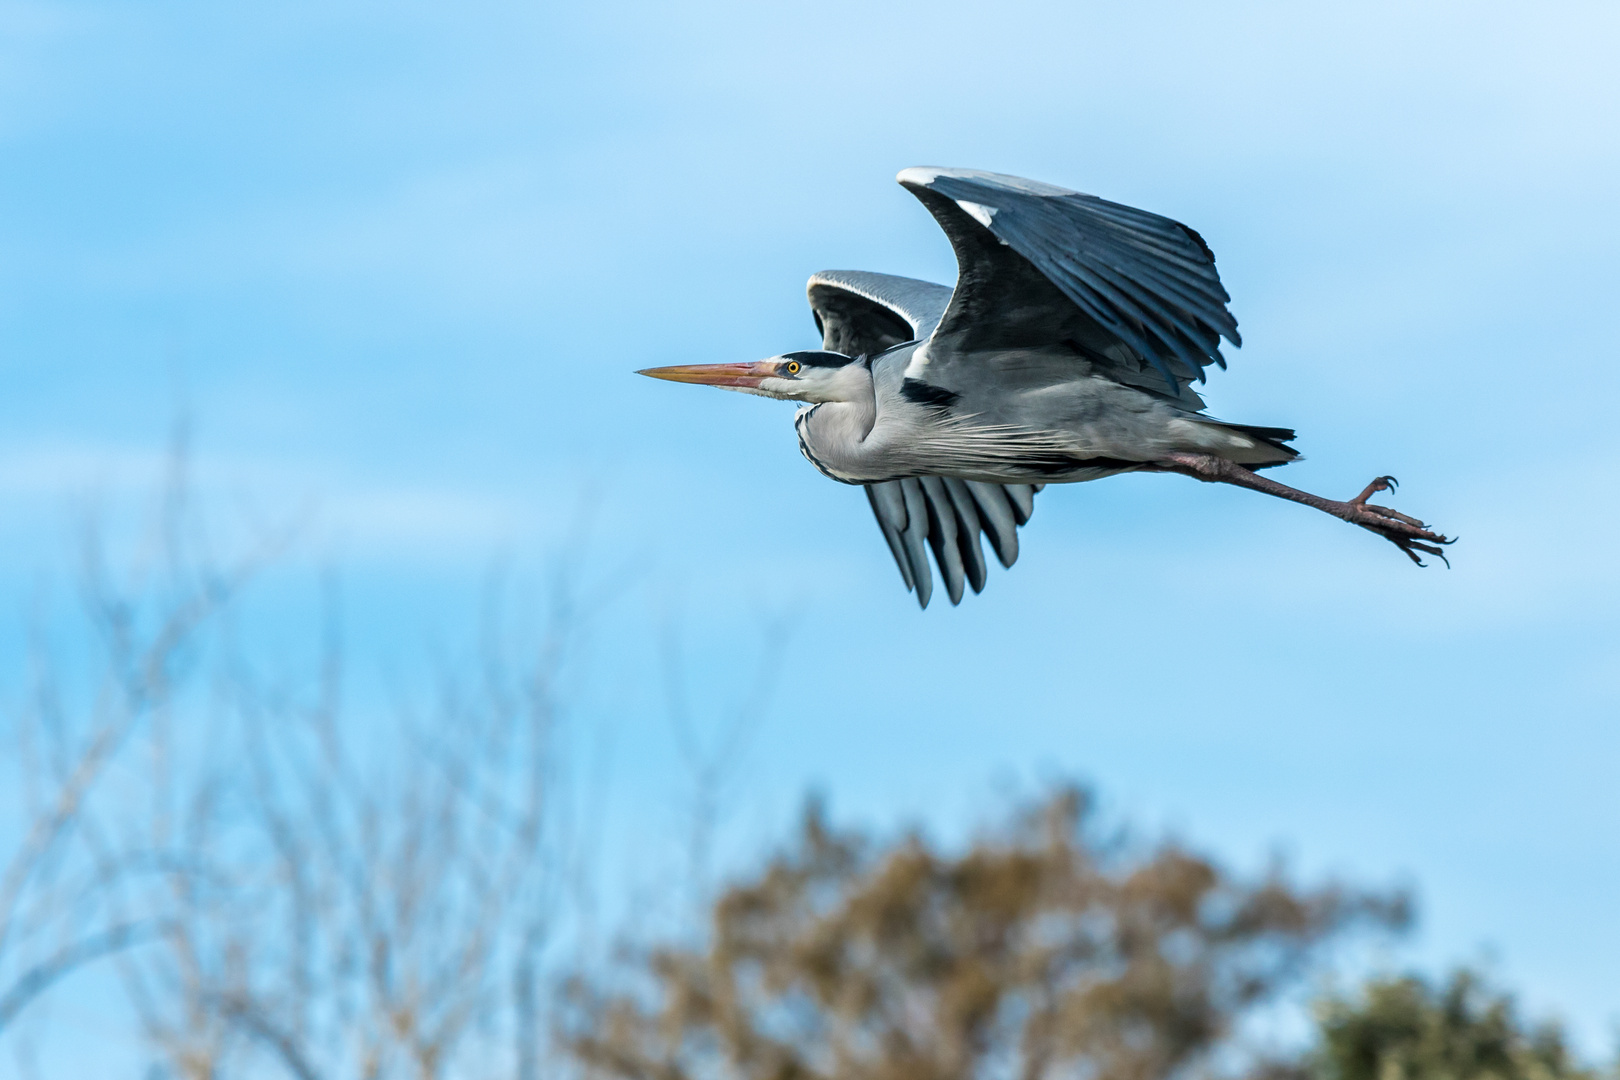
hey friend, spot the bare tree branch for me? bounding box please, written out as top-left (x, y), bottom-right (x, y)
top-left (0, 921), bottom-right (156, 1032)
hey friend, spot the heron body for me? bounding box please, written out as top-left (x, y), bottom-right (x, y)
top-left (790, 340), bottom-right (1294, 487)
top-left (642, 168), bottom-right (1452, 607)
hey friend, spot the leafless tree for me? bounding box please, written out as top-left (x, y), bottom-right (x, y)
top-left (1, 433), bottom-right (602, 1079)
top-left (657, 610), bottom-right (790, 906)
top-left (0, 426), bottom-right (265, 1045)
top-left (108, 571), bottom-right (596, 1080)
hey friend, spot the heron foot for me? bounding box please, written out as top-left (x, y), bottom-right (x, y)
top-left (1336, 476), bottom-right (1453, 567)
top-left (1156, 453), bottom-right (1456, 567)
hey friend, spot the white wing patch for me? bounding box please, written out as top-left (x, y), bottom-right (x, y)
top-left (956, 200), bottom-right (998, 228)
top-left (896, 166), bottom-right (1077, 198)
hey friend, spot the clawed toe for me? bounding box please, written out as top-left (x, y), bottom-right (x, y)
top-left (1384, 532), bottom-right (1454, 568)
top-left (1342, 482), bottom-right (1454, 567)
top-left (1351, 475), bottom-right (1398, 505)
top-left (1361, 503), bottom-right (1427, 529)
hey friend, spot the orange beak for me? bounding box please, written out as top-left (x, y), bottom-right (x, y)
top-left (636, 361), bottom-right (777, 389)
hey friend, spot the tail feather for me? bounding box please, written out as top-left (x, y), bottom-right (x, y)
top-left (1228, 422), bottom-right (1297, 445)
top-left (1212, 420), bottom-right (1299, 469)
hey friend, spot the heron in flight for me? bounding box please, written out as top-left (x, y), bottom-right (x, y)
top-left (641, 168), bottom-right (1452, 608)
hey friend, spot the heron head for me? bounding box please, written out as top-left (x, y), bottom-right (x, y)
top-left (637, 351), bottom-right (866, 403)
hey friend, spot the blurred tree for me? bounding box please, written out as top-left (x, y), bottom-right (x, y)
top-left (1312, 970), bottom-right (1610, 1080)
top-left (112, 574), bottom-right (588, 1080)
top-left (0, 435), bottom-right (595, 1079)
top-left (0, 430), bottom-right (266, 1042)
top-left (563, 789), bottom-right (1409, 1080)
top-left (10, 439), bottom-right (1607, 1080)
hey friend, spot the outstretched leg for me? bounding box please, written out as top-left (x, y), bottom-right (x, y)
top-left (1155, 452), bottom-right (1454, 566)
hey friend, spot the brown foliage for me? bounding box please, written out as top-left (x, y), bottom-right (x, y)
top-left (564, 789), bottom-right (1408, 1080)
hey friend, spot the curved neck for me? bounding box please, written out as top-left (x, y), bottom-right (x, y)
top-left (795, 382), bottom-right (879, 484)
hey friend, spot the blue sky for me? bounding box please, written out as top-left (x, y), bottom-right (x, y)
top-left (2, 0), bottom-right (1618, 1063)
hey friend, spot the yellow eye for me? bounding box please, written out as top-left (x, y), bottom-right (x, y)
top-left (786, 360), bottom-right (801, 375)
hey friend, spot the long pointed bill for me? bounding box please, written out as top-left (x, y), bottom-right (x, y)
top-left (636, 361), bottom-right (776, 390)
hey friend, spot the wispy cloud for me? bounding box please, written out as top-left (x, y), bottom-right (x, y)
top-left (0, 438), bottom-right (565, 569)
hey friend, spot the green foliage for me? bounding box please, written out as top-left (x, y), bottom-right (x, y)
top-left (1313, 971), bottom-right (1608, 1080)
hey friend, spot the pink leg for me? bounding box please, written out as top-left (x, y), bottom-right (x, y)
top-left (1156, 453), bottom-right (1454, 566)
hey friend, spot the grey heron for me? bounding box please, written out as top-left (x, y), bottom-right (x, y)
top-left (641, 168), bottom-right (1452, 608)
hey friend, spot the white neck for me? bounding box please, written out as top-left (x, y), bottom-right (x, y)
top-left (795, 381), bottom-right (880, 484)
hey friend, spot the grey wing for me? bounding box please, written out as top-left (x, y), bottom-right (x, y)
top-left (807, 270), bottom-right (953, 357)
top-left (865, 478), bottom-right (1040, 608)
top-left (808, 271), bottom-right (1009, 604)
top-left (897, 167), bottom-right (1240, 401)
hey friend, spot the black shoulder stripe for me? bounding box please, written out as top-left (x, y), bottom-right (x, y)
top-left (900, 378), bottom-right (961, 409)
